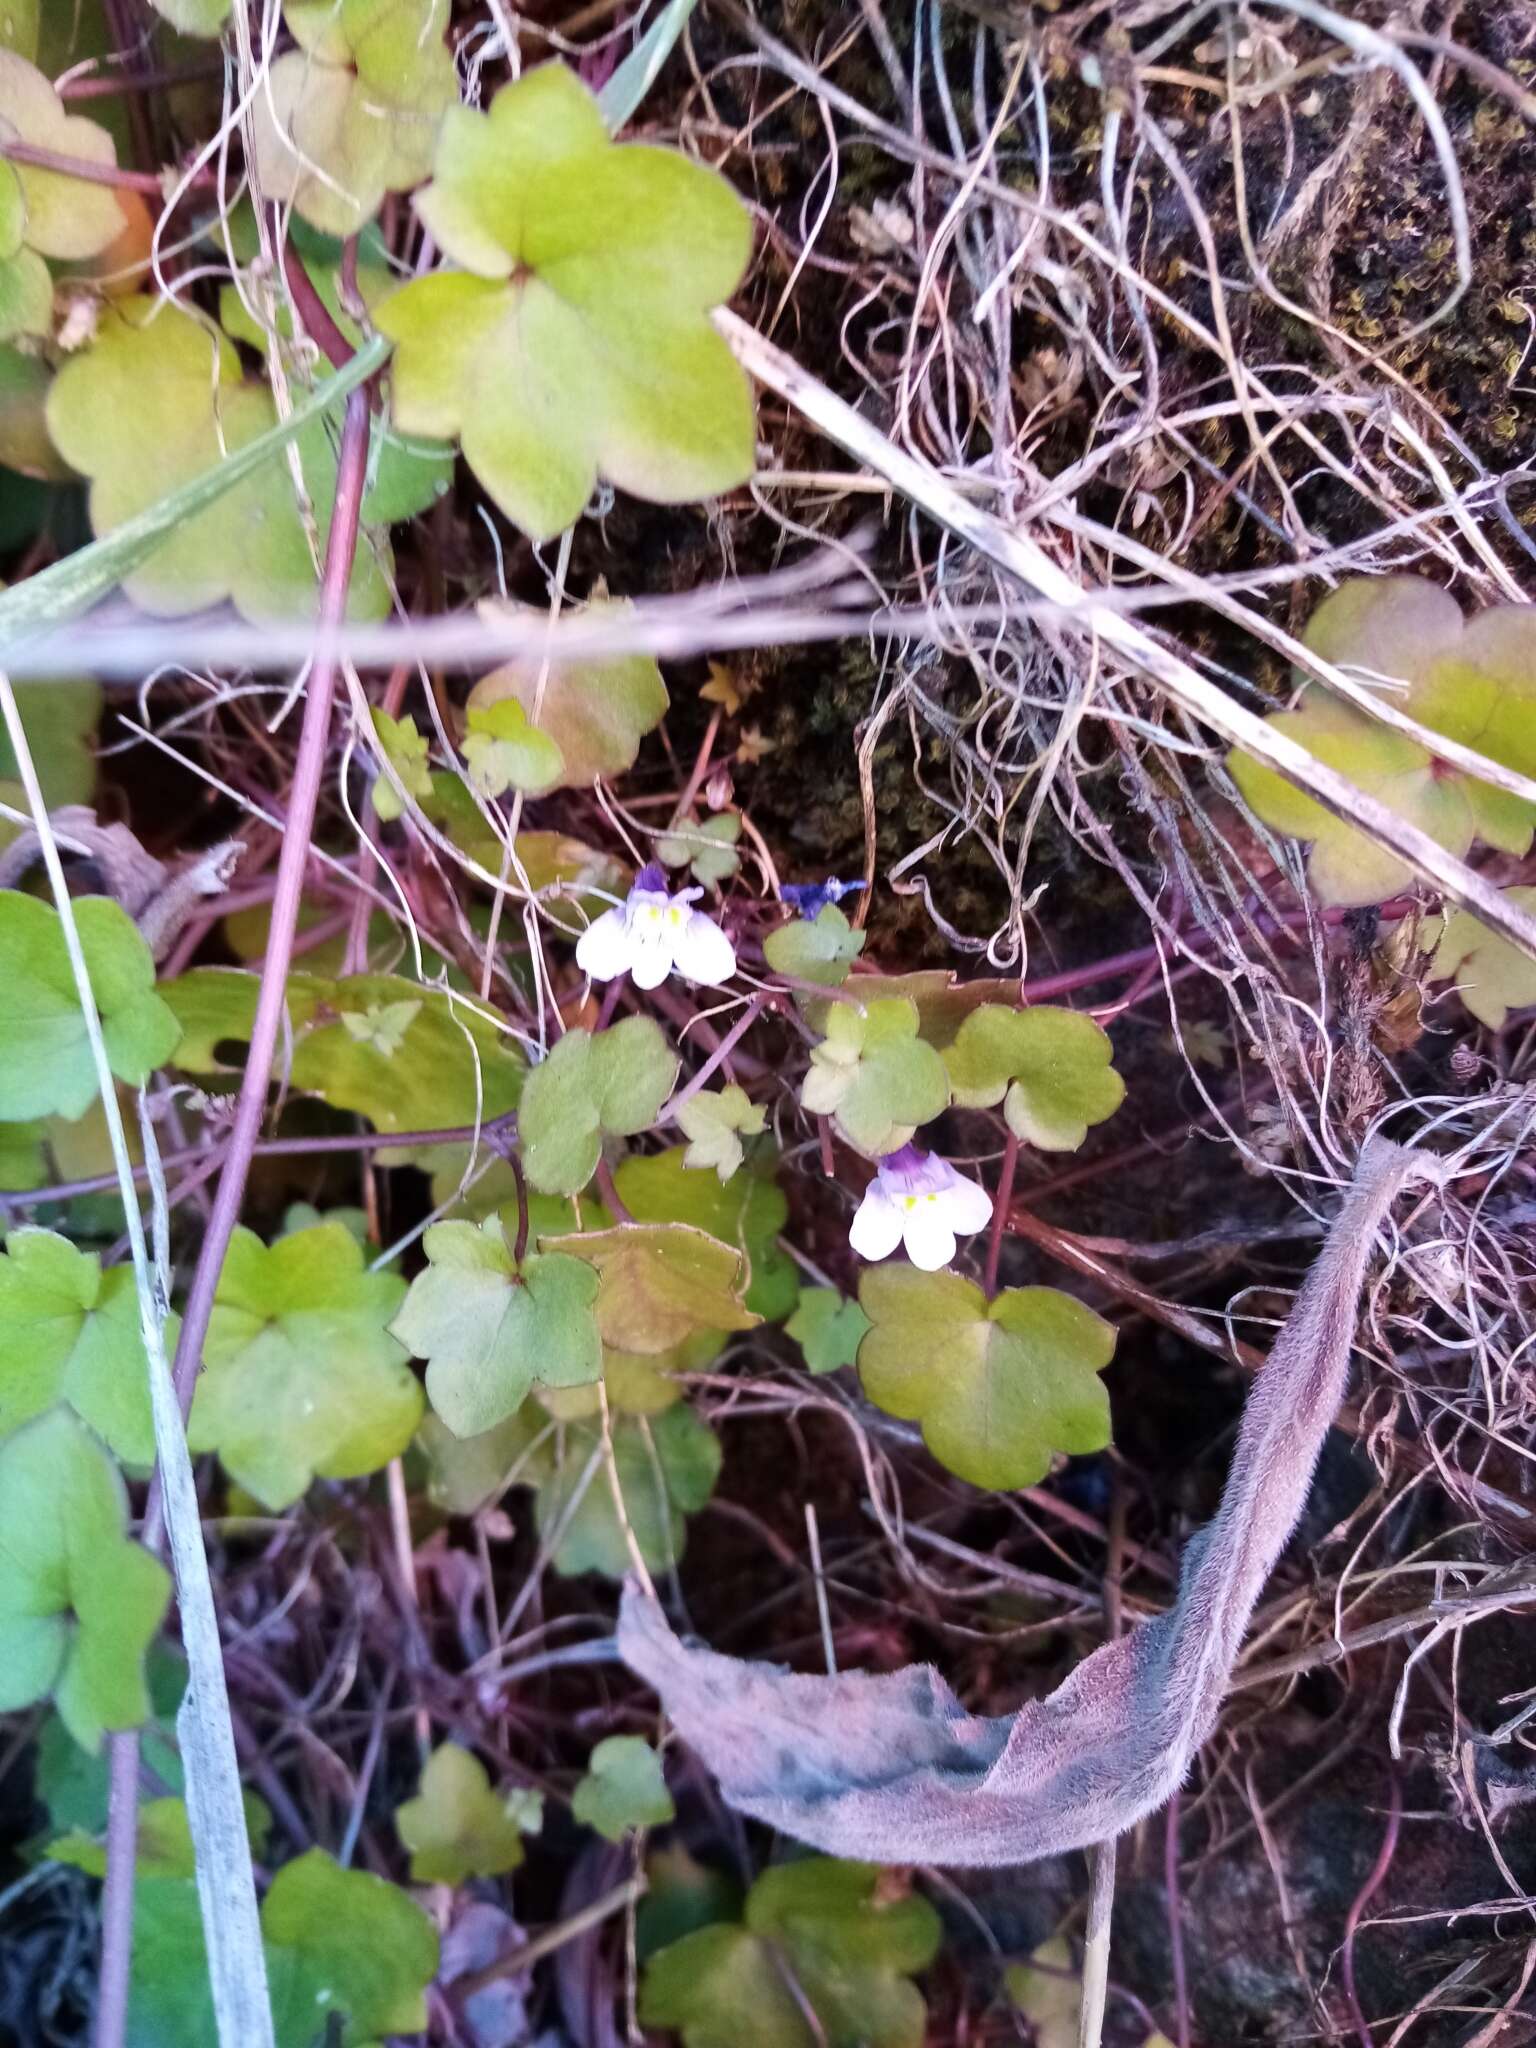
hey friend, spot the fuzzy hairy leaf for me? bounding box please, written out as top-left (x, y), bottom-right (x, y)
top-left (942, 1004), bottom-right (1124, 1151)
top-left (619, 1141), bottom-right (1436, 1868)
top-left (188, 1223), bottom-right (421, 1509)
top-left (392, 1215), bottom-right (601, 1437)
top-left (572, 1735), bottom-right (674, 1841)
top-left (0, 1409), bottom-right (170, 1751)
top-left (0, 893), bottom-right (179, 1121)
top-left (857, 1267), bottom-right (1114, 1489)
top-left (640, 1858), bottom-right (940, 2048)
top-left (378, 63), bottom-right (754, 540)
top-left (395, 1742), bottom-right (542, 1884)
top-left (518, 1016), bottom-right (677, 1195)
top-left (800, 997), bottom-right (950, 1157)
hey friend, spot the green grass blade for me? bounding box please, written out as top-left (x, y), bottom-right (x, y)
top-left (598, 0), bottom-right (701, 132)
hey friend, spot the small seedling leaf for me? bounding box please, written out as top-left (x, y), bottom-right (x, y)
top-left (395, 1742), bottom-right (542, 1884)
top-left (572, 1734), bottom-right (675, 1841)
top-left (786, 1285), bottom-right (870, 1373)
top-left (675, 1084), bottom-right (767, 1183)
top-left (764, 903), bottom-right (866, 987)
top-left (466, 608), bottom-right (668, 788)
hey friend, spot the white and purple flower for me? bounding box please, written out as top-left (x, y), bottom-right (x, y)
top-left (849, 1143), bottom-right (993, 1271)
top-left (575, 863), bottom-right (736, 990)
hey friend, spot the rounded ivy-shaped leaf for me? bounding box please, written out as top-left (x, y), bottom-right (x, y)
top-left (0, 1227), bottom-right (173, 1463)
top-left (466, 607), bottom-right (669, 789)
top-left (250, 0), bottom-right (457, 235)
top-left (800, 996), bottom-right (950, 1156)
top-left (1425, 886), bottom-right (1536, 1029)
top-left (0, 53), bottom-right (125, 261)
top-left (188, 1222), bottom-right (422, 1509)
top-left (640, 1857), bottom-right (940, 2048)
top-left (552, 1221), bottom-right (759, 1354)
top-left (785, 1285), bottom-right (870, 1374)
top-left (518, 1016), bottom-right (678, 1196)
top-left (1228, 577), bottom-right (1536, 907)
top-left (261, 1848), bottom-right (440, 2042)
top-left (391, 1215), bottom-right (601, 1438)
top-left (537, 1403), bottom-right (722, 1579)
top-left (45, 296), bottom-right (394, 622)
top-left (0, 892), bottom-right (180, 1122)
top-left (614, 1143), bottom-right (796, 1321)
top-left (377, 62), bottom-right (755, 541)
top-left (658, 812), bottom-right (741, 885)
top-left (857, 1266), bottom-right (1114, 1489)
top-left (675, 1084), bottom-right (766, 1182)
top-left (462, 696), bottom-right (565, 798)
top-left (161, 967), bottom-right (525, 1135)
top-left (0, 1409), bottom-right (170, 1752)
top-left (942, 1003), bottom-right (1124, 1151)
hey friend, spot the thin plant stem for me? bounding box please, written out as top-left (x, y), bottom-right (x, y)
top-left (1166, 1792), bottom-right (1191, 2048)
top-left (983, 1128), bottom-right (1019, 1297)
top-left (163, 390), bottom-right (374, 1421)
top-left (93, 1734), bottom-right (142, 2048)
top-left (1080, 1836), bottom-right (1117, 2048)
top-left (661, 992), bottom-right (767, 1120)
top-left (0, 140), bottom-right (206, 193)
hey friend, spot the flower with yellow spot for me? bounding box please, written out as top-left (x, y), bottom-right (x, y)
top-left (848, 1143), bottom-right (992, 1272)
top-left (575, 863), bottom-right (736, 990)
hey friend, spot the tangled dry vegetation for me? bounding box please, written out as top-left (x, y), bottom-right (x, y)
top-left (1, 2), bottom-right (1535, 2046)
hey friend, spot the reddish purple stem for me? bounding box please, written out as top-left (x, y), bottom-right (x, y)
top-left (1340, 1775), bottom-right (1402, 2048)
top-left (165, 389), bottom-right (373, 1420)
